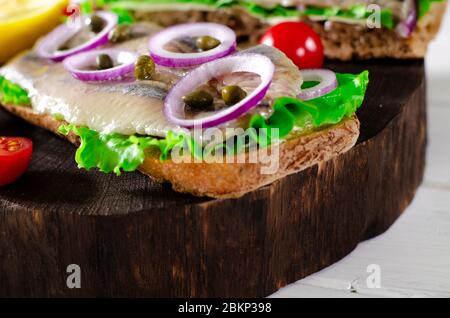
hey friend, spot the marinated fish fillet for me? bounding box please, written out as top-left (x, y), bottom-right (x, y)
top-left (0, 25), bottom-right (301, 138)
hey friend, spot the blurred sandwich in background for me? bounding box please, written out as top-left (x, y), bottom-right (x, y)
top-left (102, 0), bottom-right (447, 60)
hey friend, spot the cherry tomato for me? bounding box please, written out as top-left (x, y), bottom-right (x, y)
top-left (260, 22), bottom-right (324, 69)
top-left (0, 137), bottom-right (33, 186)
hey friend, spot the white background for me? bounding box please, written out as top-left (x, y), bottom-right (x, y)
top-left (272, 7), bottom-right (450, 298)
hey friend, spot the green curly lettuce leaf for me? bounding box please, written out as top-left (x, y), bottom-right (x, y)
top-left (58, 125), bottom-right (201, 175)
top-left (239, 1), bottom-right (300, 18)
top-left (80, 0), bottom-right (134, 24)
top-left (0, 76), bottom-right (31, 106)
top-left (112, 7), bottom-right (135, 24)
top-left (418, 0), bottom-right (445, 18)
top-left (249, 71), bottom-right (369, 140)
top-left (80, 0), bottom-right (94, 14)
top-left (103, 0), bottom-right (395, 29)
top-left (303, 5), bottom-right (394, 29)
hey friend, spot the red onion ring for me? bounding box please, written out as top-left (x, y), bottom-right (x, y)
top-left (36, 11), bottom-right (118, 62)
top-left (63, 49), bottom-right (138, 81)
top-left (149, 23), bottom-right (237, 68)
top-left (396, 0), bottom-right (418, 38)
top-left (164, 54), bottom-right (274, 129)
top-left (297, 69), bottom-right (337, 101)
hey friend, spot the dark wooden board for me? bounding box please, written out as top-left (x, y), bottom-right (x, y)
top-left (0, 60), bottom-right (426, 297)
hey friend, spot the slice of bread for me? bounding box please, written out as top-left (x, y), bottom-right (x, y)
top-left (133, 2), bottom-right (447, 60)
top-left (309, 2), bottom-right (448, 60)
top-left (1, 103), bottom-right (360, 198)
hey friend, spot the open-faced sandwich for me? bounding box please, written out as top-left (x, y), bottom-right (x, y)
top-left (101, 0), bottom-right (448, 60)
top-left (0, 10), bottom-right (368, 198)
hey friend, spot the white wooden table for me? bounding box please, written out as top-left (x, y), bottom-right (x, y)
top-left (271, 9), bottom-right (450, 298)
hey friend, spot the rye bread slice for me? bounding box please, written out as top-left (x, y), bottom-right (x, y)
top-left (1, 103), bottom-right (360, 198)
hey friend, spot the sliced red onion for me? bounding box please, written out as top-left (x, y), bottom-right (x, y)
top-left (297, 69), bottom-right (338, 101)
top-left (63, 49), bottom-right (138, 81)
top-left (164, 54), bottom-right (274, 129)
top-left (396, 0), bottom-right (418, 38)
top-left (149, 23), bottom-right (237, 68)
top-left (36, 11), bottom-right (118, 62)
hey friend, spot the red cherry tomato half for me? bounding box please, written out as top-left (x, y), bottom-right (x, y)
top-left (260, 21), bottom-right (324, 69)
top-left (0, 137), bottom-right (33, 186)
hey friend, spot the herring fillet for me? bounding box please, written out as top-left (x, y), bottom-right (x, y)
top-left (0, 25), bottom-right (302, 138)
top-left (0, 25), bottom-right (180, 137)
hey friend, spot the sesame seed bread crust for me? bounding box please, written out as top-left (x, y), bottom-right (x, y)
top-left (1, 103), bottom-right (360, 198)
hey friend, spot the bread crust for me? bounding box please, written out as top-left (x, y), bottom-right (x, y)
top-left (133, 2), bottom-right (447, 60)
top-left (1, 103), bottom-right (360, 198)
top-left (309, 2), bottom-right (448, 60)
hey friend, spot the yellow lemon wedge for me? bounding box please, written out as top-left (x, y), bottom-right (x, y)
top-left (0, 0), bottom-right (69, 64)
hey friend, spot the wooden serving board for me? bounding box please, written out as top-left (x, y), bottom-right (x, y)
top-left (0, 60), bottom-right (426, 297)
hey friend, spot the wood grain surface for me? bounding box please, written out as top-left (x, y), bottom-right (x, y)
top-left (0, 60), bottom-right (427, 297)
top-left (272, 15), bottom-right (450, 297)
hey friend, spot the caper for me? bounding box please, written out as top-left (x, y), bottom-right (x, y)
top-left (108, 25), bottom-right (132, 43)
top-left (134, 55), bottom-right (155, 80)
top-left (58, 44), bottom-right (70, 51)
top-left (183, 90), bottom-right (214, 111)
top-left (89, 15), bottom-right (105, 33)
top-left (221, 85), bottom-right (247, 106)
top-left (196, 36), bottom-right (220, 51)
top-left (96, 54), bottom-right (114, 70)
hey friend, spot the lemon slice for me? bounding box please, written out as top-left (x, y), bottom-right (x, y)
top-left (0, 0), bottom-right (69, 64)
